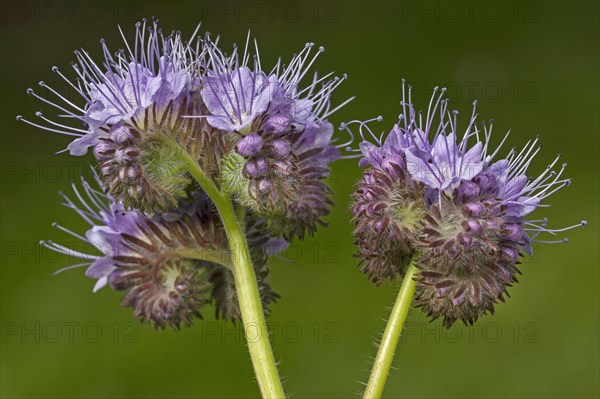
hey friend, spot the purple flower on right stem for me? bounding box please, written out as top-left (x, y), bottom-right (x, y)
top-left (346, 81), bottom-right (586, 327)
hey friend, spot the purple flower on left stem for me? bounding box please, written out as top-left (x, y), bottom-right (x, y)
top-left (18, 20), bottom-right (206, 211)
top-left (43, 172), bottom-right (283, 329)
top-left (21, 20), bottom-right (347, 329)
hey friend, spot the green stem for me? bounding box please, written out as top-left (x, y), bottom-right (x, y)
top-left (177, 248), bottom-right (231, 270)
top-left (177, 143), bottom-right (285, 398)
top-left (218, 194), bottom-right (286, 398)
top-left (363, 255), bottom-right (419, 399)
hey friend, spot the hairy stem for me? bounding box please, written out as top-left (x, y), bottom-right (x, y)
top-left (217, 194), bottom-right (286, 398)
top-left (177, 143), bottom-right (285, 398)
top-left (363, 255), bottom-right (419, 399)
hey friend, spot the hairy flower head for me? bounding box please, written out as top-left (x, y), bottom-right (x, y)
top-left (203, 37), bottom-right (351, 239)
top-left (43, 172), bottom-right (285, 329)
top-left (18, 20), bottom-right (210, 212)
top-left (346, 80), bottom-right (586, 326)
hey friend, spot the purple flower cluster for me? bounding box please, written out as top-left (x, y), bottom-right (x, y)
top-left (201, 38), bottom-right (351, 238)
top-left (23, 20), bottom-right (348, 329)
top-left (19, 21), bottom-right (349, 226)
top-left (19, 21), bottom-right (206, 211)
top-left (348, 81), bottom-right (585, 326)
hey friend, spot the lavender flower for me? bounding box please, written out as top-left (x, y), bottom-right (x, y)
top-left (20, 22), bottom-right (350, 239)
top-left (201, 66), bottom-right (272, 133)
top-left (43, 172), bottom-right (284, 329)
top-left (204, 38), bottom-right (352, 238)
top-left (18, 20), bottom-right (208, 211)
top-left (22, 20), bottom-right (350, 335)
top-left (347, 81), bottom-right (586, 326)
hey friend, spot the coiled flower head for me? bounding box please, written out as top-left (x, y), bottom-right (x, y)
top-left (24, 20), bottom-right (349, 332)
top-left (204, 39), bottom-right (351, 239)
top-left (346, 81), bottom-right (586, 326)
top-left (21, 23), bottom-right (350, 240)
top-left (43, 173), bottom-right (284, 330)
top-left (18, 20), bottom-right (208, 212)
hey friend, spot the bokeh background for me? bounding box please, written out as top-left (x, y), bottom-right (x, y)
top-left (1, 1), bottom-right (598, 398)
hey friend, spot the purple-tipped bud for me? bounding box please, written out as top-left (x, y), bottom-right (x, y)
top-left (263, 114), bottom-right (291, 133)
top-left (474, 171), bottom-right (499, 195)
top-left (352, 166), bottom-right (426, 284)
top-left (488, 262), bottom-right (514, 284)
top-left (484, 220), bottom-right (501, 230)
top-left (114, 147), bottom-right (134, 164)
top-left (380, 155), bottom-right (404, 178)
top-left (462, 219), bottom-right (483, 235)
top-left (457, 232), bottom-right (473, 247)
top-left (93, 140), bottom-right (116, 159)
top-left (244, 158), bottom-right (268, 178)
top-left (503, 224), bottom-right (523, 241)
top-left (268, 139), bottom-right (291, 157)
top-left (112, 125), bottom-right (135, 146)
top-left (374, 219), bottom-right (387, 234)
top-left (462, 202), bottom-right (486, 217)
top-left (455, 181), bottom-right (481, 203)
top-left (273, 160), bottom-right (292, 174)
top-left (237, 133), bottom-right (264, 157)
top-left (258, 179), bottom-right (271, 193)
top-left (499, 246), bottom-right (519, 264)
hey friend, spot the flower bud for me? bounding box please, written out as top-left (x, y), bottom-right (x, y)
top-left (455, 181), bottom-right (480, 203)
top-left (111, 258), bottom-right (211, 330)
top-left (503, 223), bottom-right (523, 241)
top-left (462, 202), bottom-right (486, 217)
top-left (267, 139), bottom-right (291, 157)
top-left (352, 166), bottom-right (426, 285)
top-left (222, 133), bottom-right (301, 216)
top-left (94, 124), bottom-right (193, 213)
top-left (263, 114), bottom-right (291, 133)
top-left (244, 158), bottom-right (269, 178)
top-left (473, 171), bottom-right (498, 196)
top-left (237, 133), bottom-right (264, 157)
top-left (462, 219), bottom-right (483, 235)
top-left (413, 192), bottom-right (521, 327)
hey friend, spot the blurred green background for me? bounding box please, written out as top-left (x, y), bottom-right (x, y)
top-left (1, 1), bottom-right (598, 398)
